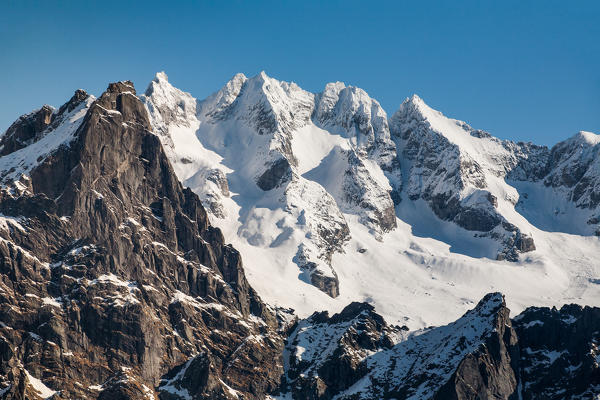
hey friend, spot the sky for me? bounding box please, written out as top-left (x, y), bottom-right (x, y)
top-left (0, 1), bottom-right (598, 146)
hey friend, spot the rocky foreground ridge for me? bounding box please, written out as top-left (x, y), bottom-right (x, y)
top-left (0, 80), bottom-right (598, 399)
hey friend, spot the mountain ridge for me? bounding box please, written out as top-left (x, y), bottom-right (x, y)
top-left (136, 71), bottom-right (600, 330)
top-left (6, 72), bottom-right (599, 325)
top-left (0, 75), bottom-right (599, 399)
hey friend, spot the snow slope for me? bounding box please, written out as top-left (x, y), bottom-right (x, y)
top-left (140, 71), bottom-right (600, 330)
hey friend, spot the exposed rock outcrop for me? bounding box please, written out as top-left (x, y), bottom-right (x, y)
top-left (390, 95), bottom-right (545, 260)
top-left (513, 303), bottom-right (600, 399)
top-left (0, 81), bottom-right (283, 399)
top-left (281, 292), bottom-right (600, 400)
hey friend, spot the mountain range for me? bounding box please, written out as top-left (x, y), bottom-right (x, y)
top-left (142, 71), bottom-right (600, 327)
top-left (0, 73), bottom-right (598, 399)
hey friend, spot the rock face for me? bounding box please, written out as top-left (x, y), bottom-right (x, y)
top-left (0, 81), bottom-right (284, 399)
top-left (281, 293), bottom-right (600, 400)
top-left (513, 303), bottom-right (600, 399)
top-left (389, 95), bottom-right (547, 261)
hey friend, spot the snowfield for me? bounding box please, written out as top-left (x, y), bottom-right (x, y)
top-left (140, 71), bottom-right (600, 329)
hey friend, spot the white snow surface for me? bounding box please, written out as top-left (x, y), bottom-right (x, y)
top-left (25, 369), bottom-right (57, 399)
top-left (141, 71), bottom-right (600, 330)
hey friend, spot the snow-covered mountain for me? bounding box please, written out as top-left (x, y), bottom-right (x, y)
top-left (390, 95), bottom-right (548, 261)
top-left (1, 76), bottom-right (600, 399)
top-left (140, 71), bottom-right (600, 331)
top-left (518, 131), bottom-right (600, 236)
top-left (142, 72), bottom-right (401, 299)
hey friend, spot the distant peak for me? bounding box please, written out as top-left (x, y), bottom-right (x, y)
top-left (575, 130), bottom-right (600, 145)
top-left (57, 89), bottom-right (90, 115)
top-left (556, 130), bottom-right (600, 149)
top-left (144, 71), bottom-right (188, 99)
top-left (396, 94), bottom-right (441, 119)
top-left (219, 73), bottom-right (247, 96)
top-left (73, 88), bottom-right (88, 98)
top-left (107, 81), bottom-right (136, 95)
top-left (225, 72), bottom-right (247, 89)
top-left (247, 70), bottom-right (270, 83)
top-left (409, 93), bottom-right (423, 102)
top-left (323, 81), bottom-right (346, 93)
top-left (231, 72), bottom-right (247, 82)
top-left (402, 94), bottom-right (425, 107)
top-left (154, 71), bottom-right (169, 82)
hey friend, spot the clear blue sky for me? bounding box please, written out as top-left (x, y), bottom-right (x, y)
top-left (1, 1), bottom-right (598, 146)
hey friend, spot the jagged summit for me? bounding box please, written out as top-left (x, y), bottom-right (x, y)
top-left (0, 88), bottom-right (91, 157)
top-left (0, 90), bottom-right (95, 191)
top-left (391, 93), bottom-right (545, 260)
top-left (154, 70), bottom-right (169, 82)
top-left (401, 93), bottom-right (426, 107)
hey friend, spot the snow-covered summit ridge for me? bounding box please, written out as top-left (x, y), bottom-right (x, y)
top-left (141, 70), bottom-right (403, 299)
top-left (391, 94), bottom-right (549, 260)
top-left (542, 129), bottom-right (600, 215)
top-left (199, 70), bottom-right (314, 139)
top-left (143, 71), bottom-right (198, 133)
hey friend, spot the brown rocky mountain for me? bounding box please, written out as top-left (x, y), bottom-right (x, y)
top-left (0, 81), bottom-right (287, 399)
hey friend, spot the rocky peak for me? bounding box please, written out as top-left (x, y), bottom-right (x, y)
top-left (391, 95), bottom-right (544, 260)
top-left (0, 88), bottom-right (91, 158)
top-left (0, 91), bottom-right (94, 192)
top-left (282, 301), bottom-right (398, 399)
top-left (545, 131), bottom-right (600, 195)
top-left (0, 80), bottom-right (284, 399)
top-left (314, 81), bottom-right (398, 168)
top-left (195, 71), bottom-right (314, 184)
top-left (56, 89), bottom-right (89, 115)
top-left (0, 105), bottom-right (54, 157)
top-left (314, 82), bottom-right (389, 138)
top-left (313, 81), bottom-right (346, 123)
